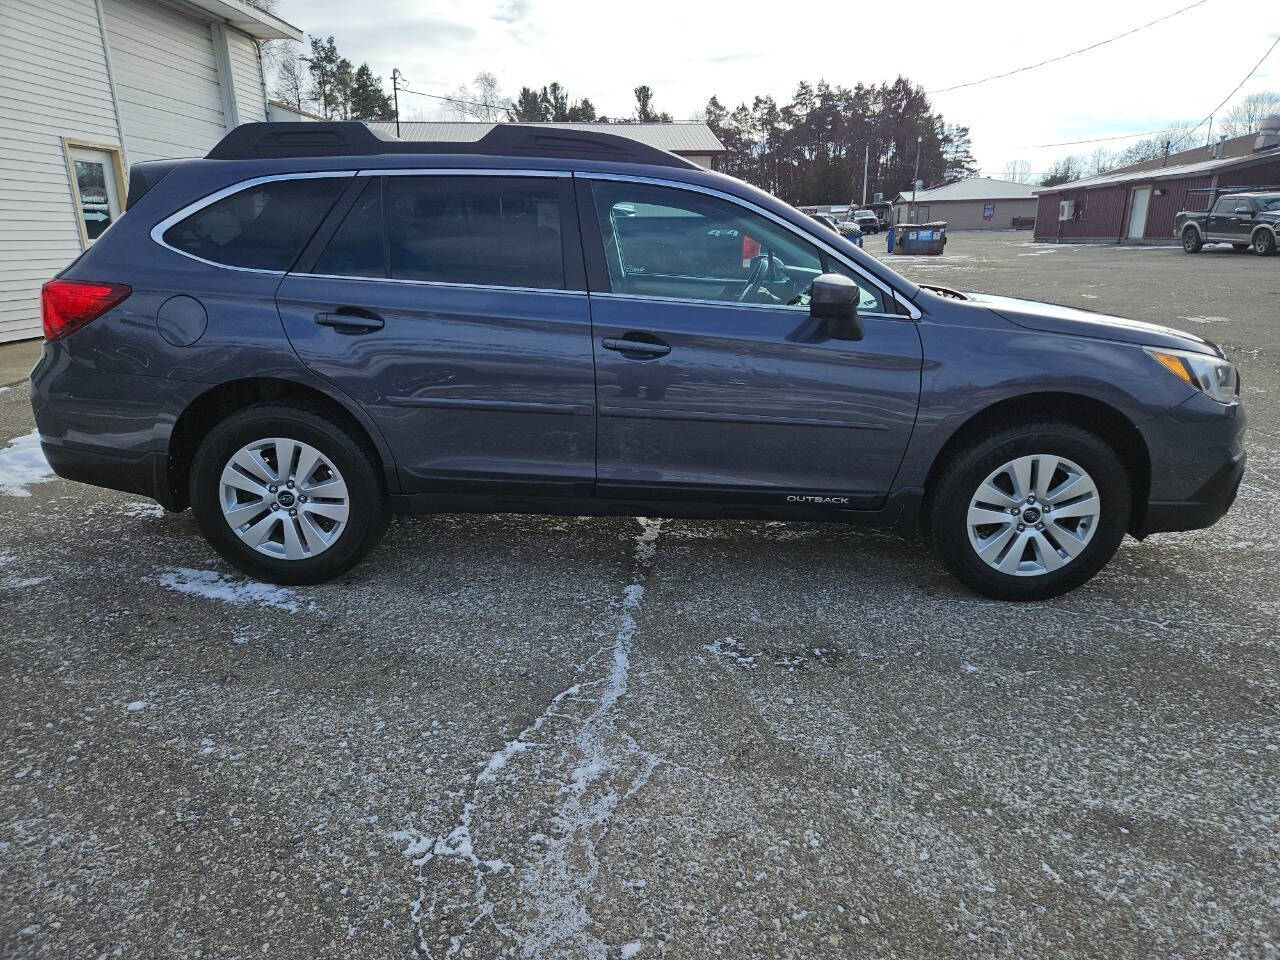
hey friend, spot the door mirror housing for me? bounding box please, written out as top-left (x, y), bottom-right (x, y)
top-left (1234, 205), bottom-right (1252, 215)
top-left (810, 273), bottom-right (864, 341)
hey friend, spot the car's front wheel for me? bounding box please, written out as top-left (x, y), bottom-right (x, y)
top-left (1182, 227), bottom-right (1203, 253)
top-left (928, 423), bottom-right (1131, 600)
top-left (190, 404), bottom-right (390, 585)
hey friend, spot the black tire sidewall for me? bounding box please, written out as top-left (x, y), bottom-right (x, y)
top-left (189, 405), bottom-right (388, 585)
top-left (930, 425), bottom-right (1131, 601)
top-left (1183, 228), bottom-right (1201, 253)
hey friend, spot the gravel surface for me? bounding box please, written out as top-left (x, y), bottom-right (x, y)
top-left (2, 232), bottom-right (1277, 959)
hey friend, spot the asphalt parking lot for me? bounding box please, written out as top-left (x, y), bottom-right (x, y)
top-left (2, 231), bottom-right (1277, 959)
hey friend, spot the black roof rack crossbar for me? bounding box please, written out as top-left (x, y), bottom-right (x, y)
top-left (206, 121), bottom-right (697, 169)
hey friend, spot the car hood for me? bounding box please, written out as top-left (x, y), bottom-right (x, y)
top-left (967, 293), bottom-right (1222, 356)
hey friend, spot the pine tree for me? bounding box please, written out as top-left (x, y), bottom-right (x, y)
top-left (348, 64), bottom-right (394, 121)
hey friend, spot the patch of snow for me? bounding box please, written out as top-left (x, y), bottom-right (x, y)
top-left (125, 700), bottom-right (148, 712)
top-left (621, 943), bottom-right (643, 958)
top-left (121, 501), bottom-right (166, 518)
top-left (153, 567), bottom-right (314, 612)
top-left (396, 517), bottom-right (666, 959)
top-left (0, 430), bottom-right (53, 497)
top-left (2, 575), bottom-right (47, 589)
top-left (704, 636), bottom-right (759, 669)
top-left (1178, 315), bottom-right (1234, 324)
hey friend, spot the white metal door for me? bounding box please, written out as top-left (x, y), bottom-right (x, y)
top-left (102, 0), bottom-right (226, 163)
top-left (67, 147), bottom-right (123, 244)
top-left (1127, 187), bottom-right (1151, 240)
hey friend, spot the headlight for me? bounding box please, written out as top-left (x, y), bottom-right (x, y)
top-left (1145, 347), bottom-right (1239, 404)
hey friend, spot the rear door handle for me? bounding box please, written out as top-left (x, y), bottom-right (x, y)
top-left (601, 337), bottom-right (670, 357)
top-left (314, 310), bottom-right (384, 334)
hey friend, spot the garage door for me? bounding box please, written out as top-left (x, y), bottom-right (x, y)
top-left (102, 0), bottom-right (226, 163)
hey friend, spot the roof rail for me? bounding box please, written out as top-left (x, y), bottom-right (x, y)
top-left (206, 121), bottom-right (698, 169)
top-left (1186, 184), bottom-right (1280, 193)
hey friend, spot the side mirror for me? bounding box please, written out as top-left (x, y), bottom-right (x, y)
top-left (810, 273), bottom-right (864, 341)
top-left (1234, 206), bottom-right (1252, 215)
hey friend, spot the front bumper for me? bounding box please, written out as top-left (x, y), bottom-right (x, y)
top-left (1136, 449), bottom-right (1245, 536)
top-left (1133, 392), bottom-right (1246, 537)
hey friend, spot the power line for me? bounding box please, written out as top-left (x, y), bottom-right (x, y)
top-left (395, 85), bottom-right (510, 112)
top-left (927, 0), bottom-right (1212, 94)
top-left (1017, 31), bottom-right (1280, 150)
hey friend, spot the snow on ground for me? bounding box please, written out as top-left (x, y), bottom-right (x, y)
top-left (152, 566), bottom-right (314, 613)
top-left (1179, 315), bottom-right (1235, 324)
top-left (0, 430), bottom-right (52, 497)
top-left (394, 518), bottom-right (666, 959)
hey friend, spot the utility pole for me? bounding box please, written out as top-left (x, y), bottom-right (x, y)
top-left (861, 142), bottom-right (870, 207)
top-left (391, 68), bottom-right (404, 138)
top-left (911, 133), bottom-right (921, 222)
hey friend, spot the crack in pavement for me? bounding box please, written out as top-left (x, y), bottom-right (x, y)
top-left (394, 518), bottom-right (665, 958)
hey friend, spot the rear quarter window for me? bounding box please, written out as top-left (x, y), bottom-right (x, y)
top-left (162, 176), bottom-right (347, 270)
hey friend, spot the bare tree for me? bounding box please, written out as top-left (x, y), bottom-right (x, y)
top-left (1221, 90), bottom-right (1280, 137)
top-left (266, 40), bottom-right (307, 110)
top-left (448, 72), bottom-right (513, 122)
top-left (1001, 159), bottom-right (1033, 183)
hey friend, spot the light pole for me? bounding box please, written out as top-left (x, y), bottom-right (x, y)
top-left (911, 134), bottom-right (921, 222)
top-left (861, 142), bottom-right (869, 207)
top-left (391, 68), bottom-right (404, 138)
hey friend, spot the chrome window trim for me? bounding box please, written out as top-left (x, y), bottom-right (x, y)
top-left (287, 271), bottom-right (587, 298)
top-left (590, 290), bottom-right (903, 320)
top-left (577, 171), bottom-right (922, 320)
top-left (358, 168), bottom-right (570, 178)
top-left (149, 171), bottom-right (358, 274)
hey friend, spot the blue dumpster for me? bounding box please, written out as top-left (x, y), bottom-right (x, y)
top-left (886, 225), bottom-right (895, 253)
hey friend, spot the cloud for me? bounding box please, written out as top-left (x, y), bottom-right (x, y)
top-left (493, 0), bottom-right (531, 23)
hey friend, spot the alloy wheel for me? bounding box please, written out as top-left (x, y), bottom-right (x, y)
top-left (966, 454), bottom-right (1101, 577)
top-left (218, 437), bottom-right (350, 560)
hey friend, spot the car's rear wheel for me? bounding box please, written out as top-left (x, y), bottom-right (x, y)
top-left (928, 423), bottom-right (1131, 600)
top-left (190, 405), bottom-right (389, 585)
top-left (1182, 227), bottom-right (1202, 253)
top-left (1254, 230), bottom-right (1276, 256)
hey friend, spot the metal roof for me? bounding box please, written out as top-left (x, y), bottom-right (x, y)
top-left (368, 121), bottom-right (726, 155)
top-left (1033, 145), bottom-right (1280, 194)
top-left (174, 0), bottom-right (302, 40)
top-left (893, 177), bottom-right (1039, 203)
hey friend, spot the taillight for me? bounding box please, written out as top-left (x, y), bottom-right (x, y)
top-left (41, 280), bottom-right (131, 341)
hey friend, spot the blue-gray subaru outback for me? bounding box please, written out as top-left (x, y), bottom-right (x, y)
top-left (31, 122), bottom-right (1246, 600)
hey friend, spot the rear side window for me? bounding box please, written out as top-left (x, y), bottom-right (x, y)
top-left (163, 177), bottom-right (346, 270)
top-left (385, 176), bottom-right (564, 289)
top-left (314, 179), bottom-right (385, 278)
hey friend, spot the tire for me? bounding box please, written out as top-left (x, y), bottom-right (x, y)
top-left (1254, 229), bottom-right (1276, 256)
top-left (1182, 227), bottom-right (1202, 253)
top-left (189, 404), bottom-right (390, 585)
top-left (927, 423), bottom-right (1131, 601)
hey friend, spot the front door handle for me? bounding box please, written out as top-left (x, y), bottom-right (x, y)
top-left (601, 337), bottom-right (670, 357)
top-left (315, 310), bottom-right (384, 334)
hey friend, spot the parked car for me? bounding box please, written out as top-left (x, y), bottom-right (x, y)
top-left (835, 219), bottom-right (864, 245)
top-left (848, 209), bottom-right (880, 234)
top-left (31, 122), bottom-right (1245, 600)
top-left (808, 212), bottom-right (840, 232)
top-left (1176, 191), bottom-right (1279, 255)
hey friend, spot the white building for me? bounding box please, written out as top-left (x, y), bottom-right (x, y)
top-left (891, 177), bottom-right (1040, 231)
top-left (0, 0), bottom-right (302, 342)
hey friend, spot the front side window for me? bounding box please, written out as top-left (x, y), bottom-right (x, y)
top-left (385, 176), bottom-right (564, 289)
top-left (590, 180), bottom-right (886, 312)
top-left (163, 177), bottom-right (346, 270)
top-left (1213, 196), bottom-right (1240, 215)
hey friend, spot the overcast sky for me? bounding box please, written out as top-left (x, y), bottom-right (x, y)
top-left (272, 0), bottom-right (1278, 181)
